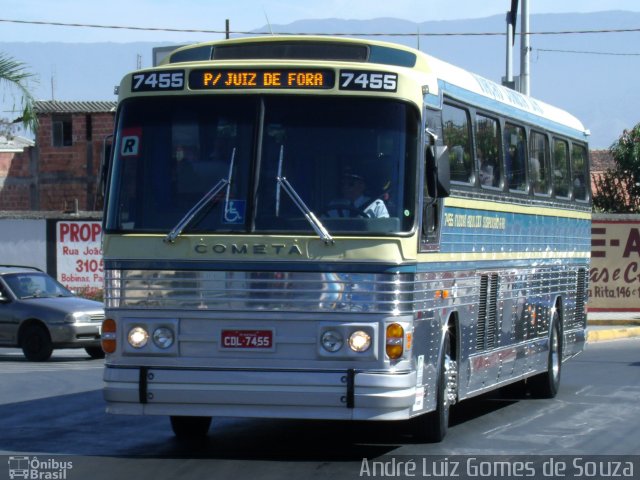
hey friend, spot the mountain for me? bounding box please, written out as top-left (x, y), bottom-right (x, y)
top-left (2, 11), bottom-right (639, 148)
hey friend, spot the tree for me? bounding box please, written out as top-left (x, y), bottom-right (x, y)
top-left (0, 52), bottom-right (38, 133)
top-left (592, 122), bottom-right (640, 213)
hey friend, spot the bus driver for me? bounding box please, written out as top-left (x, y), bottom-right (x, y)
top-left (326, 170), bottom-right (389, 218)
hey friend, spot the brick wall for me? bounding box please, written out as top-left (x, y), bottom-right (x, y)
top-left (0, 150), bottom-right (31, 209)
top-left (0, 111), bottom-right (115, 212)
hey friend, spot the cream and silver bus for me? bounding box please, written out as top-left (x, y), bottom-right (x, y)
top-left (101, 36), bottom-right (590, 442)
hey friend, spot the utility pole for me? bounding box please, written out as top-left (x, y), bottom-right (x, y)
top-left (503, 0), bottom-right (518, 91)
top-left (520, 0), bottom-right (530, 95)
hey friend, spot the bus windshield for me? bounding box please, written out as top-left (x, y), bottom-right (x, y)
top-left (105, 95), bottom-right (418, 235)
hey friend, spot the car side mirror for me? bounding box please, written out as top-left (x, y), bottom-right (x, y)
top-left (0, 293), bottom-right (10, 303)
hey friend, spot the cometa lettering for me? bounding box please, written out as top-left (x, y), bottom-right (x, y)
top-left (195, 243), bottom-right (303, 256)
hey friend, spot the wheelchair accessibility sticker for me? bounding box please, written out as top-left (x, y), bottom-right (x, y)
top-left (223, 200), bottom-right (246, 224)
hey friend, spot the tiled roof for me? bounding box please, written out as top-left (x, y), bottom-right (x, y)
top-left (34, 100), bottom-right (117, 114)
top-left (591, 149), bottom-right (615, 172)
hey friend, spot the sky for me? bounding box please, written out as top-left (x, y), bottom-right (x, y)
top-left (1, 0), bottom-right (640, 43)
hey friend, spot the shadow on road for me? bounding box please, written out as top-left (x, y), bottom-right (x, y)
top-left (0, 389), bottom-right (518, 461)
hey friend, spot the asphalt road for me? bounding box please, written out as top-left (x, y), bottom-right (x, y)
top-left (0, 338), bottom-right (639, 480)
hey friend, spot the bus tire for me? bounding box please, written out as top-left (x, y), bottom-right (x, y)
top-left (412, 329), bottom-right (456, 443)
top-left (170, 416), bottom-right (212, 439)
top-left (528, 310), bottom-right (562, 398)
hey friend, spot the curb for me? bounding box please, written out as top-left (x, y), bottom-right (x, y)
top-left (587, 326), bottom-right (640, 343)
top-left (588, 319), bottom-right (640, 326)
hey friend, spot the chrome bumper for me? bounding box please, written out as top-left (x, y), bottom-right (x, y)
top-left (104, 365), bottom-right (420, 421)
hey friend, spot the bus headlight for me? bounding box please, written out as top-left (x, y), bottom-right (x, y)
top-left (152, 327), bottom-right (175, 349)
top-left (321, 330), bottom-right (343, 352)
top-left (348, 330), bottom-right (371, 352)
top-left (128, 326), bottom-right (149, 348)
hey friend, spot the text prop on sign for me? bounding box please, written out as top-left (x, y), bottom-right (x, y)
top-left (590, 218), bottom-right (640, 311)
top-left (56, 221), bottom-right (103, 292)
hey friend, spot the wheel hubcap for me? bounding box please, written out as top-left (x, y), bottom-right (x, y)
top-left (550, 326), bottom-right (560, 381)
top-left (444, 355), bottom-right (458, 406)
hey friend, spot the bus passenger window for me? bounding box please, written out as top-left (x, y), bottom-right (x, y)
top-left (529, 131), bottom-right (550, 195)
top-left (572, 144), bottom-right (589, 201)
top-left (475, 114), bottom-right (501, 188)
top-left (552, 139), bottom-right (571, 198)
top-left (504, 123), bottom-right (527, 192)
top-left (442, 103), bottom-right (473, 185)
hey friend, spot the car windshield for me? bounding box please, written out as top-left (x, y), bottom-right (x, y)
top-left (3, 273), bottom-right (74, 300)
top-left (105, 95), bottom-right (419, 236)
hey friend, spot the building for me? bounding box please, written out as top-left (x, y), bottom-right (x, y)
top-left (0, 100), bottom-right (116, 212)
top-left (0, 135), bottom-right (35, 210)
top-left (590, 149), bottom-right (615, 196)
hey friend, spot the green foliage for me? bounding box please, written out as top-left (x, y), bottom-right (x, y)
top-left (0, 52), bottom-right (38, 133)
top-left (592, 123), bottom-right (640, 212)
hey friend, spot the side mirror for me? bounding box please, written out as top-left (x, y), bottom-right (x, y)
top-left (425, 145), bottom-right (450, 198)
top-left (0, 293), bottom-right (10, 303)
top-left (96, 134), bottom-right (114, 210)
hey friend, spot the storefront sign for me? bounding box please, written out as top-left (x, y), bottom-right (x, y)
top-left (590, 215), bottom-right (640, 311)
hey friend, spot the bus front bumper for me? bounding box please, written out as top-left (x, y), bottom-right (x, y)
top-left (103, 365), bottom-right (422, 421)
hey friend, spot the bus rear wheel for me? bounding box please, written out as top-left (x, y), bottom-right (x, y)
top-left (528, 310), bottom-right (562, 398)
top-left (412, 329), bottom-right (457, 443)
top-left (170, 416), bottom-right (212, 439)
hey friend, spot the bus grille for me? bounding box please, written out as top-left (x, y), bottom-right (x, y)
top-left (104, 269), bottom-right (417, 314)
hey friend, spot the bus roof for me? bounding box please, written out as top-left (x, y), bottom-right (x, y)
top-left (162, 36), bottom-right (588, 138)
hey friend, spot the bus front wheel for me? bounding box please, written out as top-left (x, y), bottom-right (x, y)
top-left (412, 329), bottom-right (457, 443)
top-left (170, 416), bottom-right (212, 439)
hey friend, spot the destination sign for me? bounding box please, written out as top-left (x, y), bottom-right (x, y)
top-left (189, 68), bottom-right (335, 90)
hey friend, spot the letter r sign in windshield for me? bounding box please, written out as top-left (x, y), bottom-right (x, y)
top-left (120, 128), bottom-right (142, 157)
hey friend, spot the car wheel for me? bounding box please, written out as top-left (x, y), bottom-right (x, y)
top-left (170, 416), bottom-right (212, 439)
top-left (21, 324), bottom-right (53, 362)
top-left (85, 346), bottom-right (106, 359)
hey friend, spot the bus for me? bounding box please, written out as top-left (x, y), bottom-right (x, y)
top-left (101, 36), bottom-right (590, 442)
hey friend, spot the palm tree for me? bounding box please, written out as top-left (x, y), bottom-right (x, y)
top-left (0, 52), bottom-right (38, 133)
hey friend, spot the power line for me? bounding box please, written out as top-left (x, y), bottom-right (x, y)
top-left (1, 17), bottom-right (640, 37)
top-left (537, 48), bottom-right (640, 56)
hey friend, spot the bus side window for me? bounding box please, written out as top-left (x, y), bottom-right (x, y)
top-left (552, 138), bottom-right (571, 198)
top-left (529, 130), bottom-right (551, 195)
top-left (476, 114), bottom-right (502, 189)
top-left (571, 143), bottom-right (589, 201)
top-left (504, 123), bottom-right (527, 192)
top-left (442, 103), bottom-right (474, 185)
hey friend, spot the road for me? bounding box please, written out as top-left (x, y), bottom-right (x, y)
top-left (0, 338), bottom-right (639, 480)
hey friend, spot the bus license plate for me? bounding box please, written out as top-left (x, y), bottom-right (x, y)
top-left (221, 330), bottom-right (273, 349)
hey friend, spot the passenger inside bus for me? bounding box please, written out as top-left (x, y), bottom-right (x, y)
top-left (325, 169), bottom-right (389, 218)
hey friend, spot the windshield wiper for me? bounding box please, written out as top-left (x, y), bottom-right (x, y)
top-left (165, 148), bottom-right (237, 244)
top-left (276, 176), bottom-right (334, 245)
top-left (164, 178), bottom-right (228, 243)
